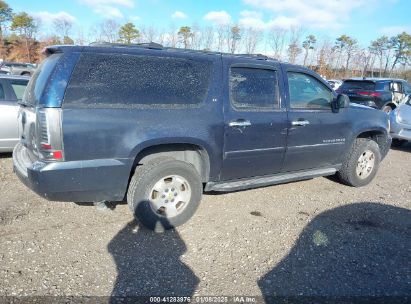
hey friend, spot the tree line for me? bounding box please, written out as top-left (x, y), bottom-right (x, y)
top-left (0, 0), bottom-right (410, 80)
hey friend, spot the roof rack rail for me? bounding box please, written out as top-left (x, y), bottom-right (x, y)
top-left (236, 53), bottom-right (268, 60)
top-left (89, 41), bottom-right (164, 50)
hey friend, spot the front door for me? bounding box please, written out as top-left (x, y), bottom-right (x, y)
top-left (282, 70), bottom-right (352, 172)
top-left (221, 58), bottom-right (288, 180)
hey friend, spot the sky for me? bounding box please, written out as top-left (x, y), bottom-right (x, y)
top-left (7, 0), bottom-right (411, 47)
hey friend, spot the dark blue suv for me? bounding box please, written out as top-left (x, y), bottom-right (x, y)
top-left (13, 43), bottom-right (391, 231)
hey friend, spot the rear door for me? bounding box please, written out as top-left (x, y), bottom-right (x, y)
top-left (221, 57), bottom-right (288, 180)
top-left (0, 79), bottom-right (21, 150)
top-left (282, 69), bottom-right (352, 172)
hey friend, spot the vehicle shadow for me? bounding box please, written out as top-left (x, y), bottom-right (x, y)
top-left (258, 202), bottom-right (411, 303)
top-left (0, 152), bottom-right (12, 159)
top-left (390, 141), bottom-right (411, 152)
top-left (108, 216), bottom-right (199, 301)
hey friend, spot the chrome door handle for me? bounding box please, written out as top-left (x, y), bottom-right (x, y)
top-left (229, 120), bottom-right (252, 127)
top-left (291, 120), bottom-right (310, 126)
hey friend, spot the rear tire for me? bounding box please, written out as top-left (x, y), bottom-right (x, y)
top-left (127, 158), bottom-right (202, 232)
top-left (382, 105), bottom-right (393, 114)
top-left (337, 138), bottom-right (381, 187)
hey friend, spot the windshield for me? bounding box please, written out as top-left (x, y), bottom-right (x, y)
top-left (340, 81), bottom-right (375, 91)
top-left (21, 53), bottom-right (62, 106)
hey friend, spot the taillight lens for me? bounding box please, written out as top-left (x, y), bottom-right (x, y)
top-left (357, 91), bottom-right (381, 97)
top-left (36, 108), bottom-right (64, 161)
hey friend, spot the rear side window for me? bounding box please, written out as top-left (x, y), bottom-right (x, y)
top-left (64, 53), bottom-right (213, 107)
top-left (340, 81), bottom-right (375, 91)
top-left (10, 79), bottom-right (28, 100)
top-left (23, 53), bottom-right (61, 106)
top-left (230, 67), bottom-right (279, 110)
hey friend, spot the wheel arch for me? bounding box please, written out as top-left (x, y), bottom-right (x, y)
top-left (382, 102), bottom-right (397, 111)
top-left (129, 141), bottom-right (212, 183)
top-left (355, 129), bottom-right (391, 158)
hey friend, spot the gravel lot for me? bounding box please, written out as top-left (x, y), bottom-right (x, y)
top-left (0, 145), bottom-right (410, 301)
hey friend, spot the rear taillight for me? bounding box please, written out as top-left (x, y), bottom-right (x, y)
top-left (36, 108), bottom-right (64, 161)
top-left (357, 91), bottom-right (381, 97)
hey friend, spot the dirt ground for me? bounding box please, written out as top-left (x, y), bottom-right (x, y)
top-left (0, 145), bottom-right (410, 301)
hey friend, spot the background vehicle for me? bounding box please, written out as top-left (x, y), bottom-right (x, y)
top-left (336, 78), bottom-right (410, 113)
top-left (327, 79), bottom-right (343, 90)
top-left (0, 75), bottom-right (29, 152)
top-left (0, 62), bottom-right (36, 76)
top-left (390, 95), bottom-right (411, 147)
top-left (13, 44), bottom-right (391, 232)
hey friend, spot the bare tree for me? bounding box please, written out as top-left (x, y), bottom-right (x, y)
top-left (140, 25), bottom-right (157, 43)
top-left (215, 25), bottom-right (226, 52)
top-left (156, 29), bottom-right (167, 45)
top-left (53, 18), bottom-right (73, 41)
top-left (97, 19), bottom-right (120, 43)
top-left (75, 28), bottom-right (87, 45)
top-left (268, 28), bottom-right (287, 60)
top-left (190, 24), bottom-right (203, 50)
top-left (287, 27), bottom-right (303, 64)
top-left (165, 23), bottom-right (178, 48)
top-left (242, 28), bottom-right (262, 54)
top-left (202, 26), bottom-right (214, 51)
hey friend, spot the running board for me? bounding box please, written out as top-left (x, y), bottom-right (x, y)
top-left (205, 168), bottom-right (337, 192)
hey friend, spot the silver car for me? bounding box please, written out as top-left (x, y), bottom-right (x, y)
top-left (0, 62), bottom-right (36, 76)
top-left (390, 95), bottom-right (411, 146)
top-left (0, 75), bottom-right (30, 152)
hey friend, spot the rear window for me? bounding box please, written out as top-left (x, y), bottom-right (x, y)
top-left (22, 53), bottom-right (62, 106)
top-left (64, 53), bottom-right (213, 107)
top-left (340, 81), bottom-right (375, 91)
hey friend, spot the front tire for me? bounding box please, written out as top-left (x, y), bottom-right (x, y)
top-left (127, 158), bottom-right (202, 232)
top-left (337, 138), bottom-right (381, 187)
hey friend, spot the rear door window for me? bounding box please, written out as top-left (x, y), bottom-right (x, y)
top-left (230, 67), bottom-right (279, 110)
top-left (64, 53), bottom-right (213, 107)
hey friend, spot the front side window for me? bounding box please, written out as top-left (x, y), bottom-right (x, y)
top-left (230, 67), bottom-right (279, 110)
top-left (287, 72), bottom-right (332, 110)
top-left (64, 53), bottom-right (213, 107)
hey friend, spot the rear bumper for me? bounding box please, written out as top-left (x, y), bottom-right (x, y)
top-left (13, 143), bottom-right (132, 202)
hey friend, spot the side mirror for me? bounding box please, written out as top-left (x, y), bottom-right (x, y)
top-left (333, 94), bottom-right (350, 112)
